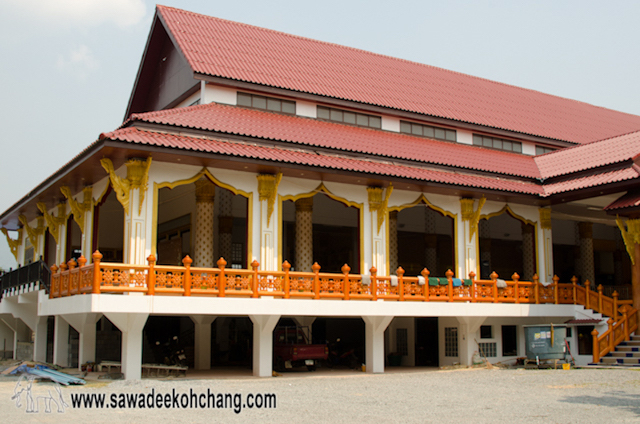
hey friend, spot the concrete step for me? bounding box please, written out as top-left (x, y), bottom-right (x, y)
top-left (600, 357), bottom-right (640, 365)
top-left (610, 351), bottom-right (640, 358)
top-left (616, 346), bottom-right (639, 353)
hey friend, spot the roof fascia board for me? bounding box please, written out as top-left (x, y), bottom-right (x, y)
top-left (195, 73), bottom-right (575, 148)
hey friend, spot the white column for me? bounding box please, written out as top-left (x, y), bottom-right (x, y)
top-left (363, 316), bottom-right (393, 374)
top-left (81, 191), bottom-right (95, 260)
top-left (63, 313), bottom-right (101, 369)
top-left (55, 204), bottom-right (68, 265)
top-left (459, 199), bottom-right (481, 279)
top-left (258, 174), bottom-right (281, 271)
top-left (456, 316), bottom-right (485, 366)
top-left (367, 187), bottom-right (391, 277)
top-left (33, 316), bottom-right (48, 363)
top-left (538, 208), bottom-right (553, 283)
top-left (249, 314), bottom-right (280, 377)
top-left (53, 316), bottom-right (70, 367)
top-left (104, 313), bottom-right (149, 380)
top-left (191, 315), bottom-right (216, 370)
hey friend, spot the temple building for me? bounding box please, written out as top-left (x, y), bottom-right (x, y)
top-left (0, 6), bottom-right (638, 379)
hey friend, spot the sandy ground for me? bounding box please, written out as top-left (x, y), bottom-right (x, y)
top-left (0, 366), bottom-right (639, 423)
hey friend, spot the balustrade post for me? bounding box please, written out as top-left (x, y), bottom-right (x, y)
top-left (512, 273), bottom-right (520, 303)
top-left (533, 274), bottom-right (539, 304)
top-left (251, 260), bottom-right (260, 298)
top-left (147, 254), bottom-right (156, 296)
top-left (491, 271), bottom-right (498, 303)
top-left (597, 285), bottom-right (603, 313)
top-left (584, 279), bottom-right (591, 309)
top-left (217, 258), bottom-right (227, 298)
top-left (68, 259), bottom-right (76, 270)
top-left (421, 268), bottom-right (430, 302)
top-left (446, 269), bottom-right (454, 302)
top-left (183, 256), bottom-right (193, 296)
top-left (312, 262), bottom-right (321, 299)
top-left (607, 318), bottom-right (614, 353)
top-left (283, 261), bottom-right (291, 299)
top-left (342, 264), bottom-right (351, 300)
top-left (92, 251), bottom-right (102, 295)
top-left (553, 275), bottom-right (560, 305)
top-left (78, 255), bottom-right (87, 268)
top-left (591, 328), bottom-right (600, 363)
top-left (571, 276), bottom-right (577, 305)
top-left (370, 266), bottom-right (378, 301)
top-left (397, 267), bottom-right (405, 301)
top-left (469, 271), bottom-right (477, 303)
top-left (49, 264), bottom-right (58, 299)
top-left (623, 308), bottom-right (630, 342)
top-left (59, 263), bottom-right (67, 297)
top-left (613, 291), bottom-right (619, 322)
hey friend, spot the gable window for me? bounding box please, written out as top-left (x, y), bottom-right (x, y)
top-left (535, 146), bottom-right (555, 155)
top-left (400, 121), bottom-right (456, 142)
top-left (317, 106), bottom-right (382, 129)
top-left (473, 134), bottom-right (522, 153)
top-left (237, 92), bottom-right (296, 114)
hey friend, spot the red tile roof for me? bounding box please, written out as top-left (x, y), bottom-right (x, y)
top-left (604, 191), bottom-right (640, 211)
top-left (157, 5), bottom-right (640, 145)
top-left (541, 165), bottom-right (640, 196)
top-left (535, 131), bottom-right (640, 179)
top-left (100, 127), bottom-right (544, 195)
top-left (127, 102), bottom-right (542, 179)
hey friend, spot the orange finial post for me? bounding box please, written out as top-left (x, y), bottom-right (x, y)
top-left (469, 271), bottom-right (477, 303)
top-left (251, 260), bottom-right (260, 298)
top-left (607, 317), bottom-right (614, 353)
top-left (571, 276), bottom-right (578, 304)
top-left (49, 264), bottom-right (58, 299)
top-left (446, 269), bottom-right (454, 302)
top-left (217, 257), bottom-right (227, 298)
top-left (77, 255), bottom-right (87, 268)
top-left (182, 255), bottom-right (193, 296)
top-left (68, 258), bottom-right (77, 270)
top-left (512, 273), bottom-right (520, 304)
top-left (147, 254), bottom-right (156, 296)
top-left (283, 261), bottom-right (291, 299)
top-left (421, 268), bottom-right (430, 302)
top-left (591, 328), bottom-right (600, 363)
top-left (342, 264), bottom-right (351, 300)
top-left (597, 284), bottom-right (603, 313)
top-left (612, 291), bottom-right (619, 321)
top-left (312, 262), bottom-right (321, 299)
top-left (370, 266), bottom-right (378, 301)
top-left (623, 308), bottom-right (630, 342)
top-left (584, 279), bottom-right (591, 309)
top-left (397, 267), bottom-right (405, 301)
top-left (490, 271), bottom-right (498, 303)
top-left (553, 275), bottom-right (560, 305)
top-left (92, 251), bottom-right (102, 294)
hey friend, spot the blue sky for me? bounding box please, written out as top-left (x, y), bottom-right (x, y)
top-left (1, 0), bottom-right (640, 270)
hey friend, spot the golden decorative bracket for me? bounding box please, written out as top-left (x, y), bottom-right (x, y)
top-left (367, 184), bottom-right (393, 234)
top-left (60, 186), bottom-right (92, 234)
top-left (18, 215), bottom-right (45, 252)
top-left (37, 203), bottom-right (66, 244)
top-left (257, 173), bottom-right (282, 227)
top-left (616, 216), bottom-right (640, 265)
top-left (1, 228), bottom-right (22, 261)
top-left (539, 208), bottom-right (552, 230)
top-left (100, 156), bottom-right (152, 215)
top-left (460, 196), bottom-right (486, 242)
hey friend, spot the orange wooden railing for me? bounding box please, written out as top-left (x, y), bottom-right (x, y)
top-left (591, 306), bottom-right (639, 363)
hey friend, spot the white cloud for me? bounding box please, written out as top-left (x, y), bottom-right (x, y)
top-left (56, 45), bottom-right (100, 80)
top-left (5, 0), bottom-right (147, 28)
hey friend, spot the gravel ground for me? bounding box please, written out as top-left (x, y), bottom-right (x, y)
top-left (0, 367), bottom-right (639, 423)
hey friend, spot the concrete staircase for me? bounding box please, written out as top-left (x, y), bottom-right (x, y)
top-left (594, 334), bottom-right (640, 367)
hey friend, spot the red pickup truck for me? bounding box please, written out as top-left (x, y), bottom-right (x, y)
top-left (273, 326), bottom-right (328, 371)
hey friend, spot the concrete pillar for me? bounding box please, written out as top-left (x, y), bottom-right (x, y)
top-left (249, 314), bottom-right (280, 377)
top-left (460, 198), bottom-right (483, 279)
top-left (104, 313), bottom-right (149, 380)
top-left (191, 315), bottom-right (216, 370)
top-left (424, 208), bottom-right (437, 274)
top-left (63, 313), bottom-right (101, 368)
top-left (295, 197), bottom-right (314, 272)
top-left (538, 208), bottom-right (554, 283)
top-left (53, 316), bottom-right (70, 367)
top-left (363, 316), bottom-right (393, 374)
top-left (258, 174), bottom-right (281, 271)
top-left (33, 316), bottom-right (48, 363)
top-left (389, 211), bottom-right (398, 274)
top-left (521, 222), bottom-right (535, 281)
top-left (217, 187), bottom-right (234, 264)
top-left (456, 317), bottom-right (485, 366)
top-left (577, 222), bottom-right (595, 287)
top-left (194, 177), bottom-right (216, 267)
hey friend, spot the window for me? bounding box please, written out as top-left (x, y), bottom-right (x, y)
top-left (445, 327), bottom-right (458, 357)
top-left (480, 325), bottom-right (493, 339)
top-left (535, 146), bottom-right (555, 155)
top-left (317, 106), bottom-right (382, 129)
top-left (400, 121), bottom-right (456, 142)
top-left (478, 342), bottom-right (497, 357)
top-left (237, 92), bottom-right (296, 114)
top-left (502, 325), bottom-right (517, 356)
top-left (473, 134), bottom-right (522, 153)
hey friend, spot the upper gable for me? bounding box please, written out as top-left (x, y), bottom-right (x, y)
top-left (125, 13), bottom-right (199, 119)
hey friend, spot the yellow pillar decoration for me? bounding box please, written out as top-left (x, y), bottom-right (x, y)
top-left (617, 217), bottom-right (640, 265)
top-left (37, 202), bottom-right (66, 244)
top-left (60, 186), bottom-right (93, 234)
top-left (367, 184), bottom-right (393, 234)
top-left (100, 157), bottom-right (152, 215)
top-left (17, 215), bottom-right (45, 253)
top-left (257, 173), bottom-right (282, 227)
top-left (539, 208), bottom-right (552, 230)
top-left (1, 228), bottom-right (22, 262)
top-left (460, 196), bottom-right (486, 242)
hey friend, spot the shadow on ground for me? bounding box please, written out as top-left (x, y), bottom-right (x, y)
top-left (560, 392), bottom-right (640, 416)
